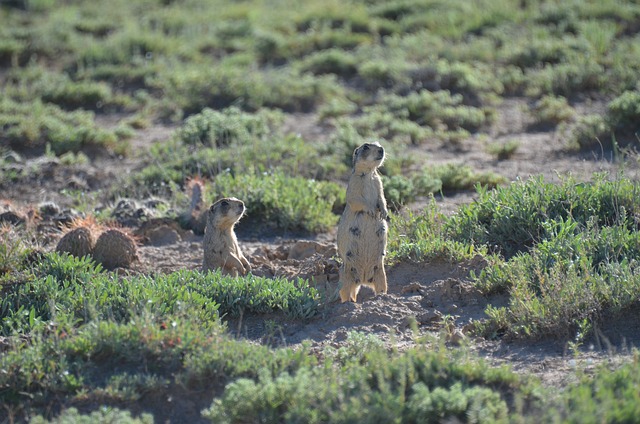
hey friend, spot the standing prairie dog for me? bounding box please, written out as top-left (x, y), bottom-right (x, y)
top-left (203, 197), bottom-right (251, 277)
top-left (337, 142), bottom-right (388, 302)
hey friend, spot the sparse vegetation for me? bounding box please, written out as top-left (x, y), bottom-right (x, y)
top-left (3, 0), bottom-right (640, 421)
top-left (487, 139), bottom-right (520, 160)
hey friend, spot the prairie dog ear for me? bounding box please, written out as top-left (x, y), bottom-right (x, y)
top-left (209, 203), bottom-right (217, 213)
top-left (352, 145), bottom-right (360, 168)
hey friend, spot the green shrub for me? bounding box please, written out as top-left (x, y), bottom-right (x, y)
top-left (530, 95), bottom-right (574, 126)
top-left (606, 90), bottom-right (640, 133)
top-left (528, 61), bottom-right (605, 96)
top-left (335, 109), bottom-right (435, 146)
top-left (486, 140), bottom-right (520, 160)
top-left (544, 358), bottom-right (640, 422)
top-left (0, 98), bottom-right (124, 155)
top-left (433, 163), bottom-right (506, 192)
top-left (176, 107), bottom-right (283, 147)
top-left (298, 48), bottom-right (358, 77)
top-left (134, 131), bottom-right (346, 193)
top-left (566, 114), bottom-right (610, 151)
top-left (382, 90), bottom-right (491, 133)
top-left (506, 36), bottom-right (593, 69)
top-left (382, 172), bottom-right (443, 209)
top-left (318, 97), bottom-right (358, 121)
top-left (204, 339), bottom-right (512, 424)
top-left (382, 175), bottom-right (416, 207)
top-left (357, 59), bottom-right (410, 90)
top-left (197, 271), bottom-right (319, 318)
top-left (477, 220), bottom-right (640, 339)
top-left (448, 174), bottom-right (640, 258)
top-left (207, 171), bottom-right (343, 233)
top-left (31, 408), bottom-right (153, 424)
top-left (152, 64), bottom-right (342, 118)
top-left (388, 205), bottom-right (488, 264)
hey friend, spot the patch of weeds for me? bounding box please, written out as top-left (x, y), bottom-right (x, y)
top-left (196, 270), bottom-right (320, 318)
top-left (297, 48), bottom-right (358, 77)
top-left (486, 140), bottom-right (520, 161)
top-left (565, 91), bottom-right (640, 151)
top-left (606, 89), bottom-right (640, 135)
top-left (388, 203), bottom-right (488, 264)
top-left (382, 90), bottom-right (492, 133)
top-left (433, 163), bottom-right (506, 192)
top-left (527, 60), bottom-right (605, 97)
top-left (30, 408), bottom-right (153, 424)
top-left (34, 252), bottom-right (103, 286)
top-left (382, 172), bottom-right (443, 209)
top-left (323, 331), bottom-right (385, 365)
top-left (1, 256), bottom-right (227, 335)
top-left (476, 219), bottom-right (640, 339)
top-left (356, 58), bottom-right (411, 91)
top-left (204, 336), bottom-right (515, 424)
top-left (176, 107), bottom-right (283, 147)
top-left (132, 136), bottom-right (342, 194)
top-left (58, 151), bottom-right (91, 166)
top-left (448, 174), bottom-right (640, 258)
top-left (5, 65), bottom-right (135, 112)
top-left (530, 94), bottom-right (574, 127)
top-left (564, 114), bottom-right (611, 151)
top-left (0, 98), bottom-right (126, 156)
top-left (505, 36), bottom-right (593, 70)
top-left (318, 97), bottom-right (358, 121)
top-left (542, 355), bottom-right (640, 422)
top-left (151, 64), bottom-right (343, 119)
top-left (335, 109), bottom-right (436, 146)
top-left (206, 170), bottom-right (343, 234)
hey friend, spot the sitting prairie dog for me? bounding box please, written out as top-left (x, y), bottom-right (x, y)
top-left (337, 141), bottom-right (388, 302)
top-left (203, 197), bottom-right (251, 277)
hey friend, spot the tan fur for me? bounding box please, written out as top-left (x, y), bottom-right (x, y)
top-left (203, 197), bottom-right (251, 277)
top-left (337, 142), bottom-right (388, 302)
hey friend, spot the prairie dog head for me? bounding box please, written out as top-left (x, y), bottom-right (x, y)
top-left (207, 197), bottom-right (246, 230)
top-left (352, 142), bottom-right (385, 173)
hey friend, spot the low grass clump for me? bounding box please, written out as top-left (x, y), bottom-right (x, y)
top-left (566, 89), bottom-right (640, 150)
top-left (388, 202), bottom-right (490, 265)
top-left (486, 139), bottom-right (520, 160)
top-left (1, 253), bottom-right (320, 335)
top-left (445, 174), bottom-right (640, 339)
top-left (381, 90), bottom-right (493, 134)
top-left (606, 89), bottom-right (640, 136)
top-left (530, 94), bottom-right (574, 127)
top-left (4, 65), bottom-right (137, 112)
top-left (151, 64), bottom-right (343, 119)
top-left (175, 106), bottom-right (283, 147)
top-left (389, 173), bottom-right (640, 340)
top-left (447, 174), bottom-right (639, 258)
top-left (204, 335), bottom-right (519, 424)
top-left (0, 98), bottom-right (127, 155)
top-left (206, 170), bottom-right (343, 234)
top-left (382, 163), bottom-right (506, 208)
top-left (475, 217), bottom-right (640, 339)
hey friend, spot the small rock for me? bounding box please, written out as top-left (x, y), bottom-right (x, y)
top-left (0, 211), bottom-right (25, 226)
top-left (148, 225), bottom-right (180, 246)
top-left (417, 309), bottom-right (442, 324)
top-left (288, 241), bottom-right (336, 260)
top-left (402, 282), bottom-right (426, 295)
top-left (447, 329), bottom-right (466, 345)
